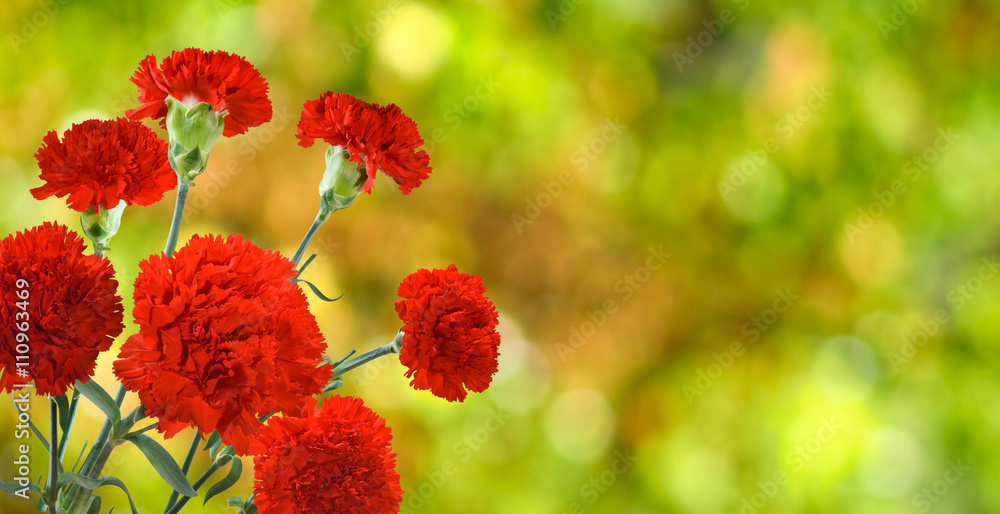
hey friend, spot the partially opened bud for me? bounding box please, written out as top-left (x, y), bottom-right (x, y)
top-left (318, 145), bottom-right (366, 220)
top-left (80, 200), bottom-right (126, 253)
top-left (126, 48), bottom-right (273, 184)
top-left (165, 98), bottom-right (225, 182)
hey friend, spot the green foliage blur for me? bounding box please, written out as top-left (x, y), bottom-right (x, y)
top-left (2, 0), bottom-right (999, 512)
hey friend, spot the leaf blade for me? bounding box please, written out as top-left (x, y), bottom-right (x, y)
top-left (74, 380), bottom-right (120, 423)
top-left (124, 435), bottom-right (197, 497)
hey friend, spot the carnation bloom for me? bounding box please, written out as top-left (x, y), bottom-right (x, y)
top-left (126, 48), bottom-right (272, 137)
top-left (0, 223), bottom-right (124, 396)
top-left (250, 396), bottom-right (402, 514)
top-left (296, 92), bottom-right (432, 194)
top-left (395, 265), bottom-right (500, 402)
top-left (113, 234), bottom-right (330, 454)
top-left (31, 117), bottom-right (175, 212)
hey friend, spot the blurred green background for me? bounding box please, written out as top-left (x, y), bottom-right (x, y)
top-left (2, 0), bottom-right (1000, 512)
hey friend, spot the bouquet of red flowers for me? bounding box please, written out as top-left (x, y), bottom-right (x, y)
top-left (1, 47), bottom-right (501, 514)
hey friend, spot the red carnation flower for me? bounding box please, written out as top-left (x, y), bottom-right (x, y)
top-left (296, 92), bottom-right (432, 194)
top-left (126, 48), bottom-right (272, 137)
top-left (31, 118), bottom-right (175, 213)
top-left (250, 395), bottom-right (402, 514)
top-left (113, 234), bottom-right (330, 454)
top-left (0, 223), bottom-right (124, 396)
top-left (395, 265), bottom-right (500, 402)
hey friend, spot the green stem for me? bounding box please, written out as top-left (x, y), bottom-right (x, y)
top-left (45, 399), bottom-right (58, 514)
top-left (164, 182), bottom-right (190, 257)
top-left (164, 461), bottom-right (223, 514)
top-left (65, 385), bottom-right (125, 514)
top-left (290, 212), bottom-right (325, 269)
top-left (164, 431), bottom-right (201, 513)
top-left (57, 391), bottom-right (80, 462)
top-left (329, 333), bottom-right (403, 379)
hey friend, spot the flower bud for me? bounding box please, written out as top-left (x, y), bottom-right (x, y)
top-left (318, 145), bottom-right (366, 221)
top-left (165, 97), bottom-right (225, 183)
top-left (80, 200), bottom-right (126, 253)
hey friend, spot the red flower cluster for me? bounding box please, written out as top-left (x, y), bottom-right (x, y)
top-left (0, 223), bottom-right (124, 396)
top-left (127, 48), bottom-right (272, 137)
top-left (296, 92), bottom-right (432, 194)
top-left (113, 234), bottom-right (329, 454)
top-left (395, 265), bottom-right (501, 402)
top-left (251, 396), bottom-right (402, 514)
top-left (31, 118), bottom-right (175, 212)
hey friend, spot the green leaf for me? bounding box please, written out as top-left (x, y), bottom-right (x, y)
top-left (227, 496), bottom-right (244, 508)
top-left (124, 435), bottom-right (196, 497)
top-left (323, 378), bottom-right (344, 392)
top-left (329, 349), bottom-right (356, 367)
top-left (203, 431), bottom-right (223, 460)
top-left (203, 457), bottom-right (243, 506)
top-left (214, 445), bottom-right (235, 465)
top-left (0, 480), bottom-right (42, 496)
top-left (57, 473), bottom-right (137, 514)
top-left (112, 404), bottom-right (148, 439)
top-left (290, 277), bottom-right (344, 302)
top-left (293, 253), bottom-right (318, 277)
top-left (55, 393), bottom-right (71, 431)
top-left (74, 380), bottom-right (120, 423)
top-left (10, 396), bottom-right (49, 450)
top-left (84, 495), bottom-right (101, 514)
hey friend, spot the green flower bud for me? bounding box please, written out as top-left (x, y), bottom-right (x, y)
top-left (165, 97), bottom-right (226, 183)
top-left (318, 145), bottom-right (366, 221)
top-left (80, 200), bottom-right (126, 253)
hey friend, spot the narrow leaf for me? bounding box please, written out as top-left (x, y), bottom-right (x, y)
top-left (323, 379), bottom-right (343, 392)
top-left (57, 473), bottom-right (137, 514)
top-left (227, 496), bottom-right (244, 508)
top-left (85, 495), bottom-right (101, 514)
top-left (124, 435), bottom-right (196, 497)
top-left (203, 458), bottom-right (243, 505)
top-left (74, 380), bottom-right (120, 423)
top-left (203, 431), bottom-right (223, 460)
top-left (55, 393), bottom-right (71, 431)
top-left (290, 278), bottom-right (344, 302)
top-left (0, 480), bottom-right (42, 495)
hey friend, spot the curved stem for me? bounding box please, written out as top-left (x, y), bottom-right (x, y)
top-left (164, 183), bottom-right (190, 257)
top-left (164, 431), bottom-right (201, 513)
top-left (291, 212), bottom-right (325, 269)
